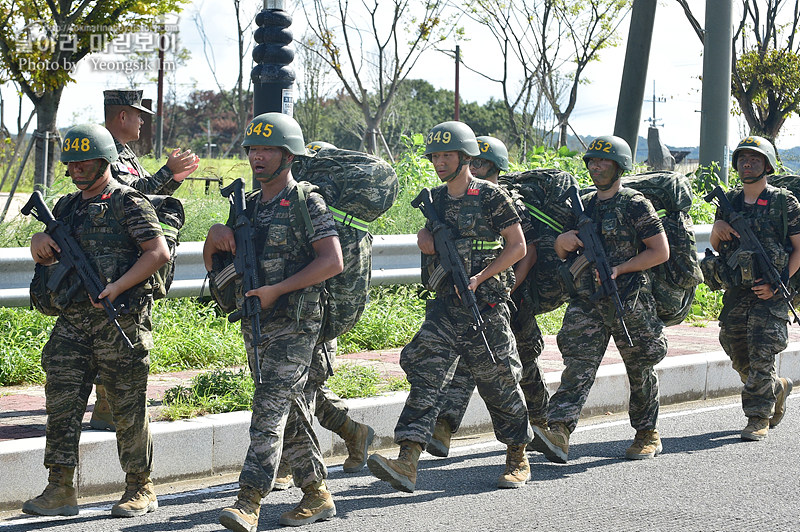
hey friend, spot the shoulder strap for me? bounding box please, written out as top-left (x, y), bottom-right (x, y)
top-left (293, 182), bottom-right (316, 241)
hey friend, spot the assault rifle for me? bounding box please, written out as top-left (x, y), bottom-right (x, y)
top-left (221, 178), bottom-right (263, 383)
top-left (564, 185), bottom-right (633, 347)
top-left (411, 188), bottom-right (496, 363)
top-left (21, 190), bottom-right (134, 350)
top-left (704, 185), bottom-right (800, 324)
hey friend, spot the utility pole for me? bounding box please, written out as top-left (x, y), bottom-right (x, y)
top-left (699, 0), bottom-right (733, 183)
top-left (155, 26), bottom-right (165, 158)
top-left (252, 0), bottom-right (296, 117)
top-left (454, 45), bottom-right (460, 121)
top-left (645, 80), bottom-right (666, 128)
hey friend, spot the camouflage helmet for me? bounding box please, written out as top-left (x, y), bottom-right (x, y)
top-left (583, 135), bottom-right (633, 173)
top-left (306, 140), bottom-right (337, 152)
top-left (732, 136), bottom-right (777, 174)
top-left (242, 112), bottom-right (309, 155)
top-left (424, 121), bottom-right (480, 159)
top-left (60, 124), bottom-right (118, 164)
top-left (476, 136), bottom-right (509, 172)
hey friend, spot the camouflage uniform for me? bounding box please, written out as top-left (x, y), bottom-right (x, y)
top-left (436, 186), bottom-right (549, 432)
top-left (41, 180), bottom-right (162, 472)
top-left (549, 187), bottom-right (667, 433)
top-left (396, 178), bottom-right (532, 447)
top-left (716, 185), bottom-right (800, 418)
top-left (104, 89), bottom-right (180, 196)
top-left (234, 179), bottom-right (338, 493)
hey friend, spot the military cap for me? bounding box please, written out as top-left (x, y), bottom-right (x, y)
top-left (103, 89), bottom-right (155, 115)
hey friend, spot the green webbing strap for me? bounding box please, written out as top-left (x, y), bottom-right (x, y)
top-left (294, 183), bottom-right (316, 240)
top-left (329, 206), bottom-right (369, 232)
top-left (524, 202), bottom-right (563, 233)
top-left (472, 240), bottom-right (502, 251)
top-left (160, 223), bottom-right (179, 240)
top-left (656, 209), bottom-right (667, 219)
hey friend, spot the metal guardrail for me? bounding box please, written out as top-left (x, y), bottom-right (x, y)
top-left (0, 227), bottom-right (713, 308)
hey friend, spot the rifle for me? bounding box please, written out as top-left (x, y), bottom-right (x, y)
top-left (21, 190), bottom-right (134, 350)
top-left (564, 185), bottom-right (634, 347)
top-left (411, 187), bottom-right (496, 363)
top-left (704, 185), bottom-right (800, 324)
top-left (220, 178), bottom-right (263, 383)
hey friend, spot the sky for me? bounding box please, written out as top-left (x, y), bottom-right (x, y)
top-left (3, 1), bottom-right (800, 151)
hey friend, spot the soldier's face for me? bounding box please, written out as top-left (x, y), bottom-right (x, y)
top-left (68, 158), bottom-right (107, 192)
top-left (121, 108), bottom-right (143, 142)
top-left (431, 151), bottom-right (462, 181)
top-left (736, 149), bottom-right (767, 182)
top-left (586, 157), bottom-right (619, 189)
top-left (249, 145), bottom-right (285, 181)
top-left (469, 158), bottom-right (497, 181)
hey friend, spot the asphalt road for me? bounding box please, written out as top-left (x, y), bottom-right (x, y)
top-left (2, 395), bottom-right (798, 532)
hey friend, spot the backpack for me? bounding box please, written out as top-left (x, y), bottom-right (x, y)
top-left (766, 174), bottom-right (800, 307)
top-left (501, 169), bottom-right (578, 314)
top-left (111, 193), bottom-right (184, 300)
top-left (621, 171), bottom-right (702, 326)
top-left (293, 150), bottom-right (398, 341)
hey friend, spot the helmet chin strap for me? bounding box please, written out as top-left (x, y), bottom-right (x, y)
top-left (441, 155), bottom-right (469, 182)
top-left (741, 169), bottom-right (768, 184)
top-left (255, 153), bottom-right (293, 183)
top-left (593, 167), bottom-right (622, 191)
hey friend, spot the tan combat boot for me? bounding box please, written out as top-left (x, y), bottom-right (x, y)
top-left (90, 384), bottom-right (115, 431)
top-left (219, 486), bottom-right (263, 532)
top-left (427, 418), bottom-right (452, 458)
top-left (497, 444), bottom-right (531, 488)
top-left (530, 422), bottom-right (569, 464)
top-left (111, 472), bottom-right (158, 517)
top-left (273, 459), bottom-right (294, 491)
top-left (278, 479), bottom-right (337, 527)
top-left (770, 377), bottom-right (793, 428)
top-left (336, 418), bottom-right (375, 473)
top-left (526, 417), bottom-right (549, 453)
top-left (625, 429), bottom-right (663, 460)
top-left (741, 417), bottom-right (769, 441)
top-left (367, 441), bottom-right (423, 493)
top-left (22, 465), bottom-right (78, 516)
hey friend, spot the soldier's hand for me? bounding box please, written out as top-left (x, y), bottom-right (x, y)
top-left (30, 233), bottom-right (59, 265)
top-left (711, 220), bottom-right (739, 242)
top-left (556, 230), bottom-right (583, 254)
top-left (752, 279), bottom-right (777, 300)
top-left (246, 284), bottom-right (280, 310)
top-left (417, 228), bottom-right (435, 255)
top-left (91, 281), bottom-right (122, 308)
top-left (166, 149), bottom-right (200, 182)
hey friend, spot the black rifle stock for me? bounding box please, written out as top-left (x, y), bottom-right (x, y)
top-left (704, 185), bottom-right (800, 324)
top-left (21, 190), bottom-right (134, 350)
top-left (411, 188), bottom-right (496, 363)
top-left (564, 186), bottom-right (634, 347)
top-left (220, 178), bottom-right (263, 383)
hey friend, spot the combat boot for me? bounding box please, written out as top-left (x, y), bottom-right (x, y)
top-left (22, 465), bottom-right (78, 516)
top-left (427, 418), bottom-right (452, 458)
top-left (111, 472), bottom-right (158, 517)
top-left (770, 377), bottom-right (793, 428)
top-left (90, 384), bottom-right (115, 431)
top-left (497, 444), bottom-right (530, 488)
top-left (367, 441), bottom-right (422, 493)
top-left (741, 417), bottom-right (769, 441)
top-left (219, 485), bottom-right (263, 532)
top-left (336, 418), bottom-right (375, 473)
top-left (526, 417), bottom-right (549, 453)
top-left (278, 479), bottom-right (336, 527)
top-left (625, 429), bottom-right (662, 460)
top-left (274, 459), bottom-right (294, 491)
top-left (530, 422), bottom-right (569, 463)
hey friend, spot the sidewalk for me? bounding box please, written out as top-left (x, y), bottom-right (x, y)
top-left (1, 321), bottom-right (799, 510)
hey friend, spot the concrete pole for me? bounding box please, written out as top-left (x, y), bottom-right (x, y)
top-left (699, 0), bottom-right (734, 183)
top-left (613, 0), bottom-right (657, 160)
top-left (252, 0), bottom-right (295, 117)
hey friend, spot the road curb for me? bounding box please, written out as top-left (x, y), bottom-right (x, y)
top-left (2, 343), bottom-right (798, 510)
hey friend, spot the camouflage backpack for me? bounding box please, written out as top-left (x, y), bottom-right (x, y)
top-left (621, 171), bottom-right (702, 326)
top-left (293, 149), bottom-right (398, 341)
top-left (500, 168), bottom-right (578, 314)
top-left (765, 174), bottom-right (800, 308)
top-left (111, 193), bottom-right (184, 300)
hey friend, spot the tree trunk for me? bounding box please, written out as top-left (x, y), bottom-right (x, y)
top-left (34, 89), bottom-right (62, 191)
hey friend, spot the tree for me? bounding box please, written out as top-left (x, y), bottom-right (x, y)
top-left (0, 0), bottom-right (188, 189)
top-left (677, 0), bottom-right (800, 144)
top-left (301, 0), bottom-right (460, 158)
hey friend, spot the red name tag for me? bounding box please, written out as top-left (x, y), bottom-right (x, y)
top-left (467, 188), bottom-right (480, 196)
top-left (757, 198), bottom-right (768, 206)
top-left (128, 166), bottom-right (139, 176)
top-left (280, 199), bottom-right (291, 207)
top-left (101, 193), bottom-right (112, 200)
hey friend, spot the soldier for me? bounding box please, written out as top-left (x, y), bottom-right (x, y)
top-left (426, 135), bottom-right (550, 459)
top-left (103, 88), bottom-right (199, 195)
top-left (204, 113), bottom-right (343, 530)
top-left (274, 141), bottom-right (375, 491)
top-left (367, 121), bottom-right (533, 492)
top-left (532, 135), bottom-right (670, 462)
top-left (22, 124), bottom-right (170, 518)
top-left (710, 136), bottom-right (797, 440)
top-left (90, 88), bottom-right (198, 432)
